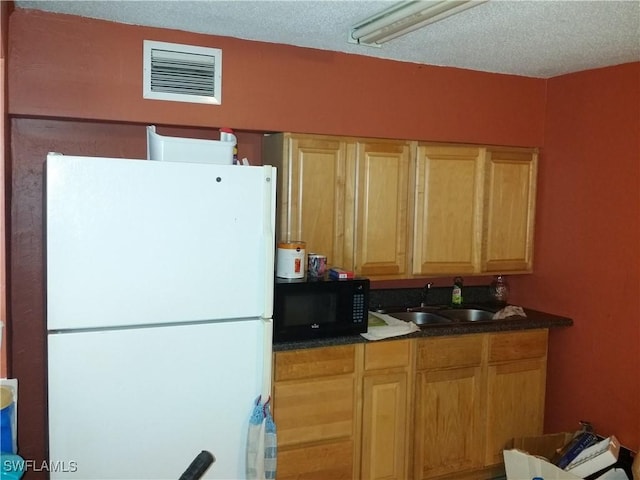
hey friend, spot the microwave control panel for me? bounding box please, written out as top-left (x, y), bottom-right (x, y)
top-left (353, 293), bottom-right (366, 323)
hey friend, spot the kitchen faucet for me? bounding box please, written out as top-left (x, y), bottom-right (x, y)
top-left (420, 282), bottom-right (433, 307)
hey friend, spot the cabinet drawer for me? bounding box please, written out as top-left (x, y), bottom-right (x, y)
top-left (488, 329), bottom-right (548, 363)
top-left (417, 335), bottom-right (483, 370)
top-left (274, 345), bottom-right (356, 381)
top-left (278, 440), bottom-right (354, 480)
top-left (364, 339), bottom-right (411, 371)
top-left (274, 376), bottom-right (355, 446)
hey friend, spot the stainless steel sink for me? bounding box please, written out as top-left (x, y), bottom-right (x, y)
top-left (438, 308), bottom-right (495, 322)
top-left (388, 311), bottom-right (453, 326)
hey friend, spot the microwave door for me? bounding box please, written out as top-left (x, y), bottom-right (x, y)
top-left (273, 278), bottom-right (369, 341)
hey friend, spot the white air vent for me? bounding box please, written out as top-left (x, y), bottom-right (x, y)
top-left (143, 40), bottom-right (222, 105)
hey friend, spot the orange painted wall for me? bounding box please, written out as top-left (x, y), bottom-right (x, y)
top-left (510, 63), bottom-right (640, 449)
top-left (5, 6), bottom-right (639, 470)
top-left (8, 9), bottom-right (545, 146)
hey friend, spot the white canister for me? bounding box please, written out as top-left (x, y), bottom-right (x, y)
top-left (276, 241), bottom-right (306, 278)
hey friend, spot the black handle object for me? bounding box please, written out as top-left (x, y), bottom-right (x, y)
top-left (178, 450), bottom-right (215, 480)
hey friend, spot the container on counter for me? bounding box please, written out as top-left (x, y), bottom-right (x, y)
top-left (490, 275), bottom-right (509, 304)
top-left (451, 276), bottom-right (463, 306)
top-left (307, 253), bottom-right (327, 278)
top-left (276, 241), bottom-right (306, 279)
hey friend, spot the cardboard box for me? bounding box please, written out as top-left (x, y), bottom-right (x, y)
top-left (504, 433), bottom-right (582, 479)
top-left (504, 433), bottom-right (624, 480)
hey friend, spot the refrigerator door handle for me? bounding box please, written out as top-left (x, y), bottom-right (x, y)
top-left (262, 166), bottom-right (276, 318)
top-left (261, 318), bottom-right (273, 399)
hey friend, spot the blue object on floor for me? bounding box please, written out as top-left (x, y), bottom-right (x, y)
top-left (0, 454), bottom-right (25, 480)
top-left (0, 402), bottom-right (14, 454)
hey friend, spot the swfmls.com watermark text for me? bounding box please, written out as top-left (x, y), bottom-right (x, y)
top-left (3, 459), bottom-right (78, 473)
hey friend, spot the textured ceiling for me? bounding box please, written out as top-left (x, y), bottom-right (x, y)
top-left (14, 0), bottom-right (640, 78)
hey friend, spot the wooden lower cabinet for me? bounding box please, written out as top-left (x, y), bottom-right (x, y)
top-left (273, 345), bottom-right (362, 479)
top-left (484, 329), bottom-right (548, 466)
top-left (361, 340), bottom-right (413, 480)
top-left (273, 330), bottom-right (548, 480)
top-left (277, 440), bottom-right (355, 480)
top-left (414, 335), bottom-right (484, 479)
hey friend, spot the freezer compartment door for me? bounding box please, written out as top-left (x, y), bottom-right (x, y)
top-left (46, 155), bottom-right (276, 330)
top-left (47, 319), bottom-right (272, 480)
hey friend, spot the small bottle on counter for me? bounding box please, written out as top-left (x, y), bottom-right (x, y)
top-left (490, 275), bottom-right (509, 304)
top-left (451, 276), bottom-right (463, 306)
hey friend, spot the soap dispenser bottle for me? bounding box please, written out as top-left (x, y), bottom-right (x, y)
top-left (490, 275), bottom-right (509, 305)
top-left (451, 276), bottom-right (463, 306)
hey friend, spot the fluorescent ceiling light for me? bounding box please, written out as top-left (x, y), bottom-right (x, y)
top-left (350, 0), bottom-right (488, 47)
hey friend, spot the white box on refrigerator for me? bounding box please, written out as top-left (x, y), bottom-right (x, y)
top-left (146, 125), bottom-right (234, 164)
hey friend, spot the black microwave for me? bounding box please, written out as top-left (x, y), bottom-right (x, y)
top-left (273, 277), bottom-right (370, 342)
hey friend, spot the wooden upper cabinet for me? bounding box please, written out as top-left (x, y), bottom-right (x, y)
top-left (413, 144), bottom-right (537, 276)
top-left (263, 133), bottom-right (350, 270)
top-left (482, 147), bottom-right (538, 273)
top-left (264, 133), bottom-right (538, 279)
top-left (354, 140), bottom-right (411, 277)
top-left (413, 145), bottom-right (484, 275)
top-left (264, 133), bottom-right (411, 277)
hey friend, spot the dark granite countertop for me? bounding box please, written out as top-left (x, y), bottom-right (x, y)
top-left (273, 306), bottom-right (573, 352)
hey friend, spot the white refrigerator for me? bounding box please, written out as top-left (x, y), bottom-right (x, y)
top-left (45, 153), bottom-right (276, 480)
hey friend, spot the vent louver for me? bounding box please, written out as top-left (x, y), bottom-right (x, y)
top-left (143, 40), bottom-right (222, 105)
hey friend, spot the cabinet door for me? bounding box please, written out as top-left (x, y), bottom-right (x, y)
top-left (484, 330), bottom-right (547, 465)
top-left (272, 134), bottom-right (350, 270)
top-left (361, 372), bottom-right (409, 480)
top-left (483, 148), bottom-right (537, 273)
top-left (353, 140), bottom-right (411, 277)
top-left (414, 336), bottom-right (484, 479)
top-left (413, 145), bottom-right (484, 275)
top-left (485, 358), bottom-right (547, 465)
top-left (414, 367), bottom-right (483, 479)
top-left (361, 339), bottom-right (413, 480)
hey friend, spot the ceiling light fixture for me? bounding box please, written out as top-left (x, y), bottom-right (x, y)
top-left (349, 0), bottom-right (488, 47)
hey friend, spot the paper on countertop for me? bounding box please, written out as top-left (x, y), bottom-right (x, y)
top-left (493, 305), bottom-right (527, 319)
top-left (361, 312), bottom-right (420, 341)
